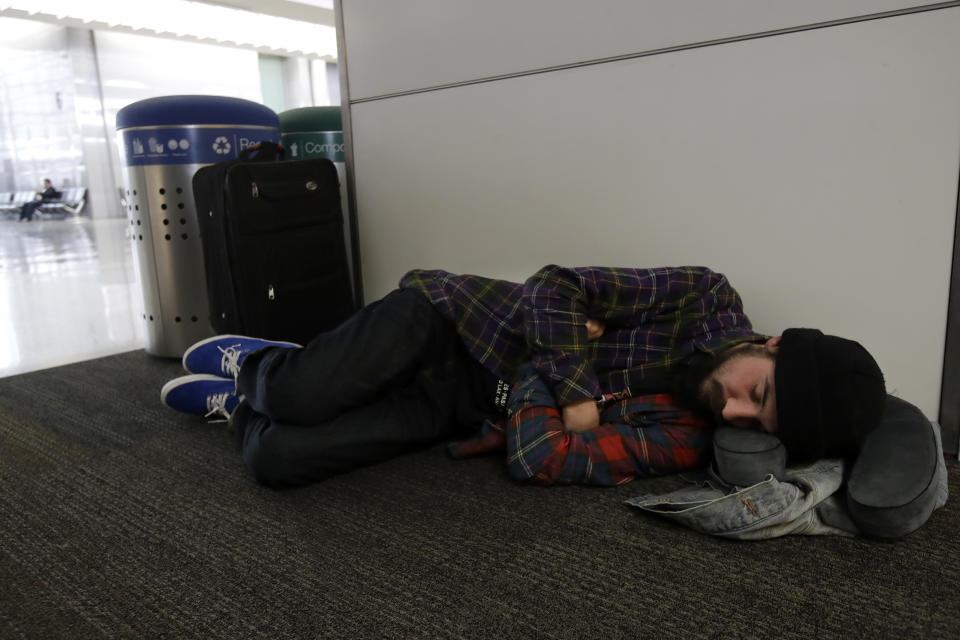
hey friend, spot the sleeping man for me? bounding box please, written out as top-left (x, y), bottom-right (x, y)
top-left (161, 264), bottom-right (886, 488)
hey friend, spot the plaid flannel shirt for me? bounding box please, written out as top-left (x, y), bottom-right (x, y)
top-left (508, 366), bottom-right (711, 485)
top-left (402, 265), bottom-right (763, 485)
top-left (401, 264), bottom-right (762, 403)
top-left (448, 366), bottom-right (712, 486)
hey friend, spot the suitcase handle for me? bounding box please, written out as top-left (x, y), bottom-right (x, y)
top-left (251, 177), bottom-right (327, 201)
top-left (239, 141), bottom-right (285, 162)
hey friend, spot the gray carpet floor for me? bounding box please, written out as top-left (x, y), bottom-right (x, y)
top-left (0, 350), bottom-right (957, 639)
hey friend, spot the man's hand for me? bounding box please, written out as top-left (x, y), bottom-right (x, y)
top-left (585, 318), bottom-right (605, 341)
top-left (562, 398), bottom-right (600, 432)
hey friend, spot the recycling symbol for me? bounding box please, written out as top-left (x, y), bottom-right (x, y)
top-left (212, 136), bottom-right (231, 155)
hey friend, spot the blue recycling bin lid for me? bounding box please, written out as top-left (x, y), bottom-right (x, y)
top-left (116, 95), bottom-right (280, 166)
top-left (116, 95), bottom-right (278, 129)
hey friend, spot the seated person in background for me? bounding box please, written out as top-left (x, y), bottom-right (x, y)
top-left (19, 178), bottom-right (61, 222)
top-left (161, 265), bottom-right (885, 488)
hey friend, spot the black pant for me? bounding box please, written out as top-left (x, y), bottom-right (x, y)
top-left (20, 200), bottom-right (43, 221)
top-left (233, 289), bottom-right (501, 488)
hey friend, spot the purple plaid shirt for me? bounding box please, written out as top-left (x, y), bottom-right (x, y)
top-left (400, 264), bottom-right (763, 405)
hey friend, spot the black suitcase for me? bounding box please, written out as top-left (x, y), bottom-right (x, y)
top-left (192, 143), bottom-right (356, 344)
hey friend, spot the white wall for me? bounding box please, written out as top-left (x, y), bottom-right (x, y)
top-left (0, 19), bottom-right (332, 219)
top-left (0, 19), bottom-right (84, 193)
top-left (339, 1), bottom-right (960, 422)
top-left (66, 27), bottom-right (122, 219)
top-left (93, 30), bottom-right (264, 198)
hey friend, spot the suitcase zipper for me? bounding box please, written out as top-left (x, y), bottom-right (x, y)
top-left (252, 180), bottom-right (316, 197)
top-left (250, 178), bottom-right (326, 200)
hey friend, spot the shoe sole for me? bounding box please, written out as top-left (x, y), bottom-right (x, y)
top-left (160, 373), bottom-right (233, 406)
top-left (181, 334), bottom-right (301, 373)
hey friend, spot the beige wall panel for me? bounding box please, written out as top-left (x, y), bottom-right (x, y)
top-left (342, 0), bottom-right (938, 99)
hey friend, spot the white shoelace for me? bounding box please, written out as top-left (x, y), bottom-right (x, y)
top-left (218, 344), bottom-right (245, 378)
top-left (204, 391), bottom-right (234, 421)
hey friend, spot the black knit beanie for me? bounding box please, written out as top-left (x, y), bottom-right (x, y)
top-left (774, 328), bottom-right (886, 461)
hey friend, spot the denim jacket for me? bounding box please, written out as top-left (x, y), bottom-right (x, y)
top-left (626, 460), bottom-right (859, 539)
top-left (626, 446), bottom-right (948, 540)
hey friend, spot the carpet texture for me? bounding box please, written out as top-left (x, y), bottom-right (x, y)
top-left (0, 351), bottom-right (957, 639)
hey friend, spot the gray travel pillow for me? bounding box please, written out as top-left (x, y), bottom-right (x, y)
top-left (712, 427), bottom-right (786, 487)
top-left (845, 395), bottom-right (944, 538)
top-left (711, 394), bottom-right (944, 538)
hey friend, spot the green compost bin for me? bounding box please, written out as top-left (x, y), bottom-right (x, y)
top-left (279, 106), bottom-right (345, 163)
top-left (278, 106), bottom-right (355, 299)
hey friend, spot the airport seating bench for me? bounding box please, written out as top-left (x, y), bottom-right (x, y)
top-left (0, 188), bottom-right (87, 218)
top-left (38, 187), bottom-right (87, 216)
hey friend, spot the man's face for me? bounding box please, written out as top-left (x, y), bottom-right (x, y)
top-left (700, 338), bottom-right (781, 433)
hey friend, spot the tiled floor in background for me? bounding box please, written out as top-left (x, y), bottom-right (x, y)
top-left (0, 215), bottom-right (146, 378)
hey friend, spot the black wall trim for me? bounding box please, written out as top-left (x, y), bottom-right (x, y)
top-left (334, 0), bottom-right (364, 307)
top-left (938, 154), bottom-right (960, 456)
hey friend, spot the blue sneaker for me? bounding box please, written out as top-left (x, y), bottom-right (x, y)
top-left (161, 374), bottom-right (240, 420)
top-left (181, 334), bottom-right (300, 378)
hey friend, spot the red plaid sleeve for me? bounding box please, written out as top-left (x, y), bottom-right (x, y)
top-left (506, 367), bottom-right (712, 486)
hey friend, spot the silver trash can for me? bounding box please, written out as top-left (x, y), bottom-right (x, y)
top-left (116, 95), bottom-right (280, 357)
